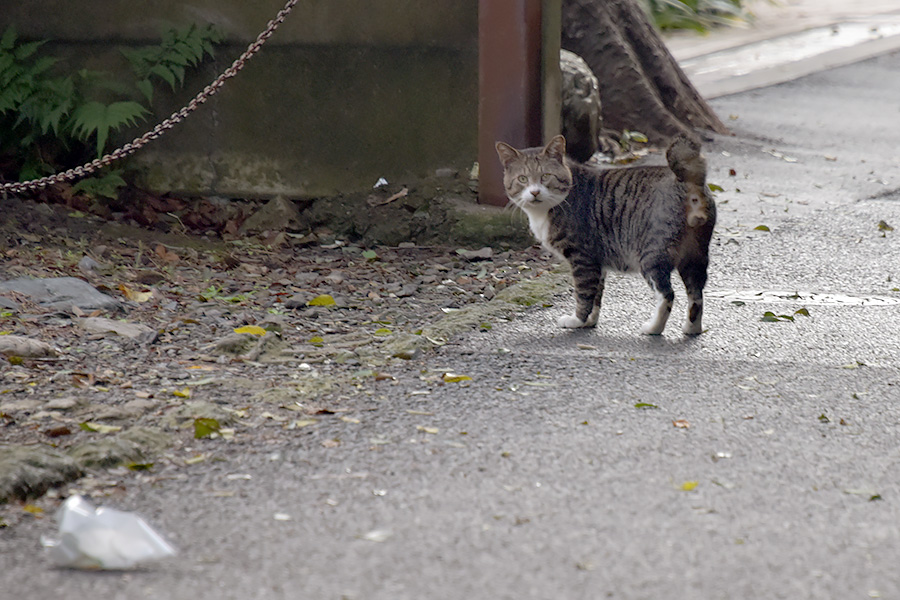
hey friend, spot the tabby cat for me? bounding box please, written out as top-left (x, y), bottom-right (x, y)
top-left (495, 134), bottom-right (715, 335)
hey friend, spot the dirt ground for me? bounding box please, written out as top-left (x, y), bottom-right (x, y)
top-left (0, 191), bottom-right (563, 521)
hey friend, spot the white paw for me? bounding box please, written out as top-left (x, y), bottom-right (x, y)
top-left (640, 319), bottom-right (666, 335)
top-left (584, 307), bottom-right (600, 327)
top-left (682, 320), bottom-right (703, 335)
top-left (558, 314), bottom-right (587, 328)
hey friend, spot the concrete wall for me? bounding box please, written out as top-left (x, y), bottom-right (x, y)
top-left (7, 1), bottom-right (479, 198)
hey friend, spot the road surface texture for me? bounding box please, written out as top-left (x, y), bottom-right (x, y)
top-left (4, 34), bottom-right (900, 600)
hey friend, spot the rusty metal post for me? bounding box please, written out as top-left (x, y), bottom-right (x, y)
top-left (478, 0), bottom-right (560, 206)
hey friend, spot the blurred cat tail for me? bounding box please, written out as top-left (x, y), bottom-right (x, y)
top-left (666, 134), bottom-right (710, 227)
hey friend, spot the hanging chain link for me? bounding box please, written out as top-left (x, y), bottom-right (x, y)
top-left (1, 0), bottom-right (299, 196)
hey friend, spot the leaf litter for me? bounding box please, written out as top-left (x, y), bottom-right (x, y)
top-left (0, 195), bottom-right (569, 515)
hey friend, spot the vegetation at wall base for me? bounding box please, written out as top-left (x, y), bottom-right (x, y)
top-left (0, 24), bottom-right (222, 200)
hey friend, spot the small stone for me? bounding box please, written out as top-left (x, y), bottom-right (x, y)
top-left (135, 271), bottom-right (167, 285)
top-left (68, 426), bottom-right (170, 469)
top-left (0, 335), bottom-right (58, 358)
top-left (397, 284), bottom-right (418, 298)
top-left (207, 332), bottom-right (258, 356)
top-left (0, 446), bottom-right (83, 502)
top-left (76, 317), bottom-right (157, 344)
top-left (45, 397), bottom-right (85, 411)
top-left (0, 399), bottom-right (43, 413)
top-left (456, 247), bottom-right (493, 261)
top-left (240, 196), bottom-right (303, 234)
top-left (284, 294), bottom-right (307, 309)
top-left (78, 255), bottom-right (101, 274)
top-left (0, 277), bottom-right (121, 312)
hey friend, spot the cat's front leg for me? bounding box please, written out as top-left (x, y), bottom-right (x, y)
top-left (558, 262), bottom-right (604, 328)
top-left (558, 307), bottom-right (599, 328)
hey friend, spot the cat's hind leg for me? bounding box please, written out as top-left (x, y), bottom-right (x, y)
top-left (640, 261), bottom-right (674, 335)
top-left (678, 256), bottom-right (708, 335)
top-left (559, 264), bottom-right (605, 328)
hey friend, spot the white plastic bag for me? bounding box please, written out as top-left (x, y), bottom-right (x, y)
top-left (41, 495), bottom-right (176, 569)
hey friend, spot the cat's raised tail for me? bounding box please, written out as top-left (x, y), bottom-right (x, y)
top-left (666, 134), bottom-right (710, 227)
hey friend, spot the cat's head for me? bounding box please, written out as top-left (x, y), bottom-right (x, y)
top-left (495, 135), bottom-right (572, 211)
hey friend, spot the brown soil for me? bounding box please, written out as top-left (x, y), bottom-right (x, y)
top-left (0, 193), bottom-right (561, 520)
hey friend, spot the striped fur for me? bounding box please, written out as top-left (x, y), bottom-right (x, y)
top-left (495, 134), bottom-right (715, 335)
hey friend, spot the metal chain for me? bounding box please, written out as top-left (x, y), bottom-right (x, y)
top-left (1, 0), bottom-right (299, 196)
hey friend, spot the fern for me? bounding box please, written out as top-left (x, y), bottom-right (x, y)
top-left (71, 101), bottom-right (149, 158)
top-left (122, 24), bottom-right (223, 103)
top-left (71, 169), bottom-right (127, 200)
top-left (0, 23), bottom-right (221, 191)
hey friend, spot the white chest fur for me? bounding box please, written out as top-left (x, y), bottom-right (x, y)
top-left (522, 206), bottom-right (565, 260)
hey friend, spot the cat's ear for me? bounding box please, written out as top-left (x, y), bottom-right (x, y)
top-left (543, 135), bottom-right (566, 162)
top-left (495, 142), bottom-right (521, 166)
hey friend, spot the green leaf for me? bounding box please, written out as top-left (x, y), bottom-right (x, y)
top-left (362, 250), bottom-right (378, 261)
top-left (760, 311), bottom-right (795, 322)
top-left (1, 26), bottom-right (17, 51)
top-left (149, 64), bottom-right (176, 89)
top-left (442, 373), bottom-right (472, 383)
top-left (70, 100), bottom-right (149, 157)
top-left (754, 225), bottom-right (771, 232)
top-left (794, 308), bottom-right (810, 317)
top-left (71, 170), bottom-right (127, 200)
top-left (79, 421), bottom-right (122, 434)
top-left (634, 402), bottom-right (659, 410)
top-left (194, 417), bottom-right (221, 439)
top-left (13, 40), bottom-right (45, 61)
top-left (626, 130), bottom-right (648, 143)
top-left (707, 183), bottom-right (724, 193)
top-left (136, 78), bottom-right (154, 103)
top-left (126, 462), bottom-right (154, 471)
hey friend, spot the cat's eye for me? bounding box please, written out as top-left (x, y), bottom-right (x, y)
top-left (517, 175), bottom-right (528, 184)
top-left (540, 173), bottom-right (553, 184)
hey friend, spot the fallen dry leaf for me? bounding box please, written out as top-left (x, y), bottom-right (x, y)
top-left (154, 243), bottom-right (180, 263)
top-left (442, 373), bottom-right (472, 383)
top-left (308, 294), bottom-right (336, 307)
top-left (118, 284), bottom-right (153, 303)
top-left (233, 325), bottom-right (267, 336)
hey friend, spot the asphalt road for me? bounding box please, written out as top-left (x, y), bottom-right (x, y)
top-left (4, 52), bottom-right (900, 600)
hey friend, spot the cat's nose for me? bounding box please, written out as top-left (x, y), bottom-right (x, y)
top-left (530, 188), bottom-right (540, 197)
